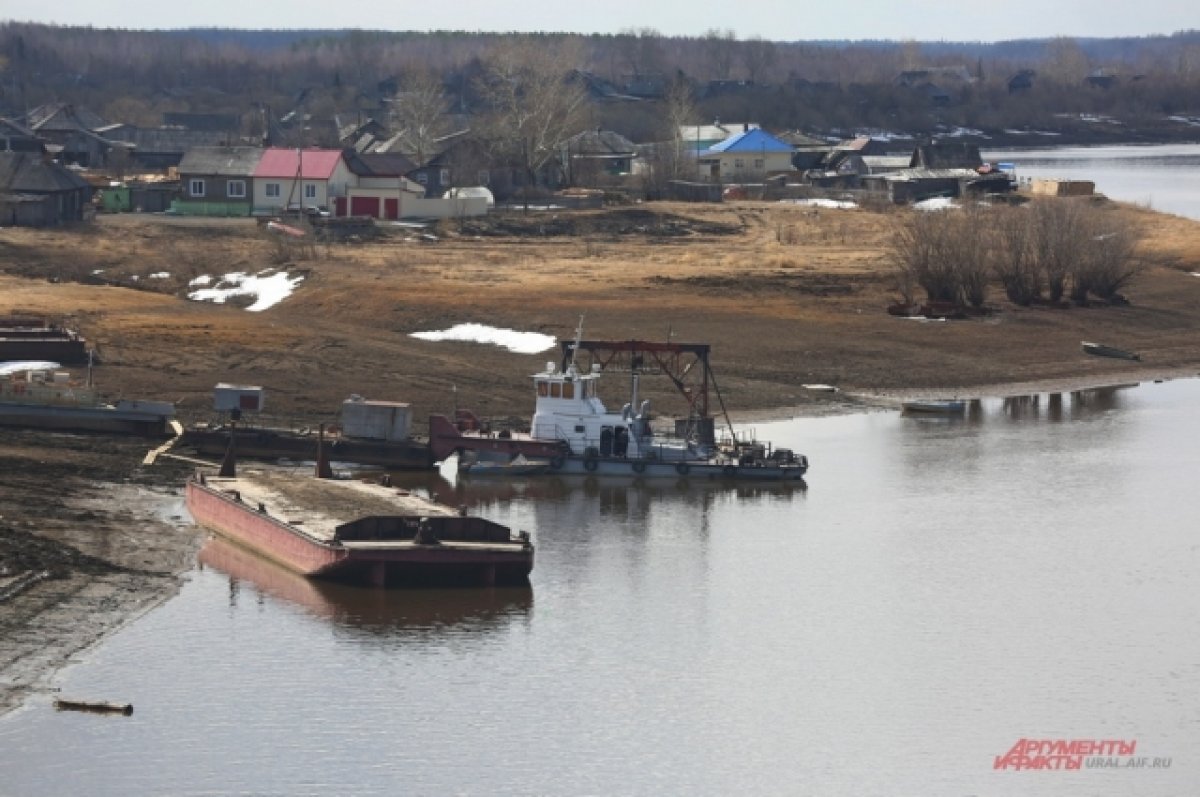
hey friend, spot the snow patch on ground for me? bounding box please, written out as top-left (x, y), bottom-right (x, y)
top-left (148, 272), bottom-right (170, 279)
top-left (410, 323), bottom-right (556, 354)
top-left (187, 270), bottom-right (304, 312)
top-left (913, 197), bottom-right (958, 211)
top-left (782, 198), bottom-right (857, 209)
top-left (188, 275), bottom-right (213, 287)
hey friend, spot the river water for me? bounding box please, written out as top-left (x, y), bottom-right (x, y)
top-left (2, 376), bottom-right (1198, 795)
top-left (983, 142), bottom-right (1200, 220)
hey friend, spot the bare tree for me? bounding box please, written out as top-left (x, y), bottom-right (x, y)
top-left (740, 36), bottom-right (778, 84)
top-left (703, 29), bottom-right (738, 81)
top-left (475, 37), bottom-right (590, 209)
top-left (663, 75), bottom-right (696, 180)
top-left (613, 27), bottom-right (665, 79)
top-left (387, 68), bottom-right (451, 167)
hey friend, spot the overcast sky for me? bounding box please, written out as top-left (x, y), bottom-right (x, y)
top-left (5, 0), bottom-right (1196, 42)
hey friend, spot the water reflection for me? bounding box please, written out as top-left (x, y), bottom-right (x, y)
top-left (902, 386), bottom-right (1136, 430)
top-left (387, 470), bottom-right (805, 512)
top-left (197, 534), bottom-right (532, 637)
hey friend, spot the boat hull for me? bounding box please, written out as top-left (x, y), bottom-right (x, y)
top-left (0, 402), bottom-right (173, 436)
top-left (464, 454), bottom-right (807, 481)
top-left (185, 478), bottom-right (533, 586)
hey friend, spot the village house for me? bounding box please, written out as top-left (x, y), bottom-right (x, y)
top-left (252, 147), bottom-right (354, 215)
top-left (560, 129), bottom-right (638, 186)
top-left (24, 104), bottom-right (115, 167)
top-left (859, 141), bottom-right (1013, 203)
top-left (0, 118), bottom-right (44, 154)
top-left (337, 151), bottom-right (424, 219)
top-left (696, 127), bottom-right (794, 183)
top-left (175, 146), bottom-right (264, 216)
top-left (0, 151), bottom-right (92, 226)
top-left (678, 121), bottom-right (758, 156)
top-left (99, 124), bottom-right (235, 170)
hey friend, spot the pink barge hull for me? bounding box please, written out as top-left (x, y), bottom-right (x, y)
top-left (185, 471), bottom-right (532, 587)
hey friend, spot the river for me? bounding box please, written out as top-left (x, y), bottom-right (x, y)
top-left (1, 375), bottom-right (1198, 795)
top-left (983, 142), bottom-right (1200, 220)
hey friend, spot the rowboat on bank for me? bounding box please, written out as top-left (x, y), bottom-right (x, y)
top-left (1082, 341), bottom-right (1140, 361)
top-left (902, 399), bottom-right (966, 415)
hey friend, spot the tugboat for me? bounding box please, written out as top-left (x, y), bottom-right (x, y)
top-left (429, 324), bottom-right (808, 482)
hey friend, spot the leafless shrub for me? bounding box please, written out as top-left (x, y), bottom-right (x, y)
top-left (889, 205), bottom-right (990, 307)
top-left (990, 206), bottom-right (1041, 305)
top-left (1029, 199), bottom-right (1087, 303)
top-left (1028, 199), bottom-right (1143, 305)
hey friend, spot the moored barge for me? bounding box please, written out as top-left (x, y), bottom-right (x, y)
top-left (185, 467), bottom-right (533, 587)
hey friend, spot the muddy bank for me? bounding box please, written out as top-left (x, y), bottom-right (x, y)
top-left (0, 431), bottom-right (198, 716)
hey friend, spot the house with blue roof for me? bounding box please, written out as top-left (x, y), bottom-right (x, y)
top-left (697, 127), bottom-right (794, 182)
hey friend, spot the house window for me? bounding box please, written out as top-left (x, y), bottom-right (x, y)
top-left (265, 183), bottom-right (281, 198)
top-left (439, 168), bottom-right (450, 185)
top-left (754, 159), bottom-right (764, 169)
top-left (227, 180), bottom-right (246, 198)
top-left (734, 159), bottom-right (745, 169)
top-left (189, 179), bottom-right (205, 197)
top-left (304, 183), bottom-right (317, 200)
top-left (416, 173), bottom-right (428, 185)
top-left (477, 170), bottom-right (490, 185)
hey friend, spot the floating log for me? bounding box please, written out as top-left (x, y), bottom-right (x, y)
top-left (54, 698), bottom-right (133, 716)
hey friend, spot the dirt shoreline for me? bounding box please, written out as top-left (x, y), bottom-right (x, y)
top-left (3, 199), bottom-right (1200, 718)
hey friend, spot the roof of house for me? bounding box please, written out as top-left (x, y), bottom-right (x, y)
top-left (910, 142), bottom-right (982, 170)
top-left (253, 147), bottom-right (344, 179)
top-left (25, 103), bottom-right (109, 133)
top-left (178, 146), bottom-right (265, 176)
top-left (343, 151), bottom-right (418, 177)
top-left (700, 128), bottom-right (792, 156)
top-left (564, 129), bottom-right (637, 157)
top-left (0, 151), bottom-right (91, 193)
top-left (104, 127), bottom-right (233, 153)
top-left (680, 123), bottom-right (758, 144)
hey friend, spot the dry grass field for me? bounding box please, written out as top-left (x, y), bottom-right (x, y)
top-left (3, 198), bottom-right (1200, 429)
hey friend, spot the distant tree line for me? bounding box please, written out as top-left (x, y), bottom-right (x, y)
top-left (3, 22), bottom-right (1200, 145)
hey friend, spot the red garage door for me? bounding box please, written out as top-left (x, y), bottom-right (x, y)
top-left (350, 196), bottom-right (381, 217)
top-left (384, 198), bottom-right (398, 220)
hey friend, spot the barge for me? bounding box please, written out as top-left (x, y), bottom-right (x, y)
top-left (0, 365), bottom-right (175, 437)
top-left (185, 465), bottom-right (533, 587)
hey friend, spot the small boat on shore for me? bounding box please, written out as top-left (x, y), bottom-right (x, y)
top-left (902, 399), bottom-right (966, 415)
top-left (185, 462), bottom-right (533, 587)
top-left (428, 326), bottom-right (807, 482)
top-left (1082, 341), bottom-right (1140, 361)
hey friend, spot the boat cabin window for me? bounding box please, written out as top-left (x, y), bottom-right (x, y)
top-left (574, 425), bottom-right (585, 433)
top-left (562, 382), bottom-right (575, 399)
top-left (550, 383), bottom-right (561, 398)
top-left (538, 382), bottom-right (548, 397)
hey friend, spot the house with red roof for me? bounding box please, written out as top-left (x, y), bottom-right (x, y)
top-left (252, 147), bottom-right (354, 214)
